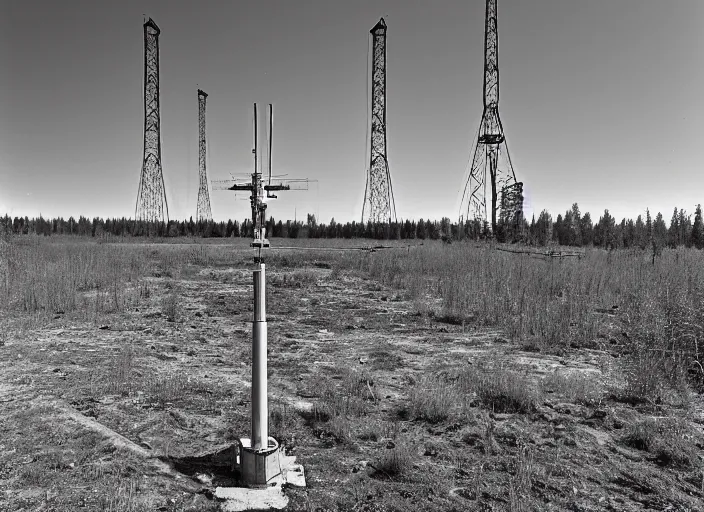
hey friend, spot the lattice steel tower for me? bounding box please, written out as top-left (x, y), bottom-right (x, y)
top-left (362, 18), bottom-right (397, 224)
top-left (196, 89), bottom-right (212, 222)
top-left (459, 0), bottom-right (522, 235)
top-left (135, 18), bottom-right (169, 223)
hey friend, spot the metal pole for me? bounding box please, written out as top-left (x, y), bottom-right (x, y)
top-left (252, 263), bottom-right (268, 450)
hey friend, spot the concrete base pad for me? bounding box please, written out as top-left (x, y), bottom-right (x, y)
top-left (214, 449), bottom-right (306, 511)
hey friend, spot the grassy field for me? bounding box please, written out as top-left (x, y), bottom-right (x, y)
top-left (1, 235), bottom-right (703, 511)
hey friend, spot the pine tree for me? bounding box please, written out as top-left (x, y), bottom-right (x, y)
top-left (692, 204), bottom-right (704, 249)
top-left (570, 203), bottom-right (582, 246)
top-left (580, 212), bottom-right (593, 246)
top-left (653, 212), bottom-right (667, 247)
top-left (598, 210), bottom-right (616, 249)
top-left (635, 215), bottom-right (646, 249)
top-left (535, 210), bottom-right (552, 246)
top-left (678, 208), bottom-right (691, 247)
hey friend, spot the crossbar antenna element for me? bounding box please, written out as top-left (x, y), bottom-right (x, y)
top-left (196, 89), bottom-right (213, 222)
top-left (459, 0), bottom-right (523, 238)
top-left (362, 18), bottom-right (397, 224)
top-left (135, 18), bottom-right (169, 224)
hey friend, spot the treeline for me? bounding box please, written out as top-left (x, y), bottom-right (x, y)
top-left (535, 204), bottom-right (704, 250)
top-left (2, 203), bottom-right (703, 250)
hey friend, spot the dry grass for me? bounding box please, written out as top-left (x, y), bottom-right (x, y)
top-left (332, 242), bottom-right (704, 402)
top-left (459, 365), bottom-right (541, 414)
top-left (374, 441), bottom-right (414, 478)
top-left (2, 235), bottom-right (704, 511)
top-left (0, 236), bottom-right (146, 317)
top-left (408, 374), bottom-right (459, 424)
top-left (542, 370), bottom-right (604, 406)
top-left (621, 417), bottom-right (701, 468)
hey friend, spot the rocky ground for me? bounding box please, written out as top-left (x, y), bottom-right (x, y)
top-left (1, 242), bottom-right (703, 511)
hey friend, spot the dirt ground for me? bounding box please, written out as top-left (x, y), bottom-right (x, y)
top-left (1, 241), bottom-right (703, 511)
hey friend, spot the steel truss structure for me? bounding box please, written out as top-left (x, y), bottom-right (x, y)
top-left (135, 18), bottom-right (169, 223)
top-left (196, 89), bottom-right (213, 222)
top-left (362, 18), bottom-right (397, 224)
top-left (459, 0), bottom-right (523, 235)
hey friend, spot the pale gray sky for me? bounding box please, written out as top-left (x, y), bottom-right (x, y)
top-left (1, 0), bottom-right (702, 223)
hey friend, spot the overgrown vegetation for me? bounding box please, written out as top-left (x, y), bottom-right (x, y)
top-left (333, 243), bottom-right (704, 399)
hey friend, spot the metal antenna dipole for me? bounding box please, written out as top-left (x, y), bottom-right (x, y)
top-left (135, 18), bottom-right (169, 225)
top-left (459, 0), bottom-right (523, 238)
top-left (362, 18), bottom-right (397, 225)
top-left (196, 89), bottom-right (213, 222)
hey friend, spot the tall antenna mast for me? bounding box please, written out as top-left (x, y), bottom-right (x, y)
top-left (362, 18), bottom-right (397, 225)
top-left (196, 89), bottom-right (213, 222)
top-left (135, 18), bottom-right (169, 225)
top-left (219, 103), bottom-right (309, 491)
top-left (459, 0), bottom-right (523, 239)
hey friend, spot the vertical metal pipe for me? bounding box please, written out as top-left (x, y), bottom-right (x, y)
top-left (252, 264), bottom-right (267, 450)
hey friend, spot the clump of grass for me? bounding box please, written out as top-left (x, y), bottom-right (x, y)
top-left (509, 445), bottom-right (535, 512)
top-left (621, 417), bottom-right (699, 468)
top-left (330, 265), bottom-right (343, 280)
top-left (307, 369), bottom-right (375, 444)
top-left (103, 345), bottom-right (136, 397)
top-left (408, 374), bottom-right (458, 424)
top-left (143, 372), bottom-right (205, 408)
top-left (304, 368), bottom-right (381, 445)
top-left (283, 269), bottom-right (319, 288)
top-left (374, 441), bottom-right (413, 478)
top-left (270, 401), bottom-right (297, 443)
top-left (161, 287), bottom-right (180, 322)
top-left (542, 370), bottom-right (603, 406)
top-left (100, 478), bottom-right (151, 512)
top-left (459, 366), bottom-right (541, 414)
top-left (368, 341), bottom-right (405, 371)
